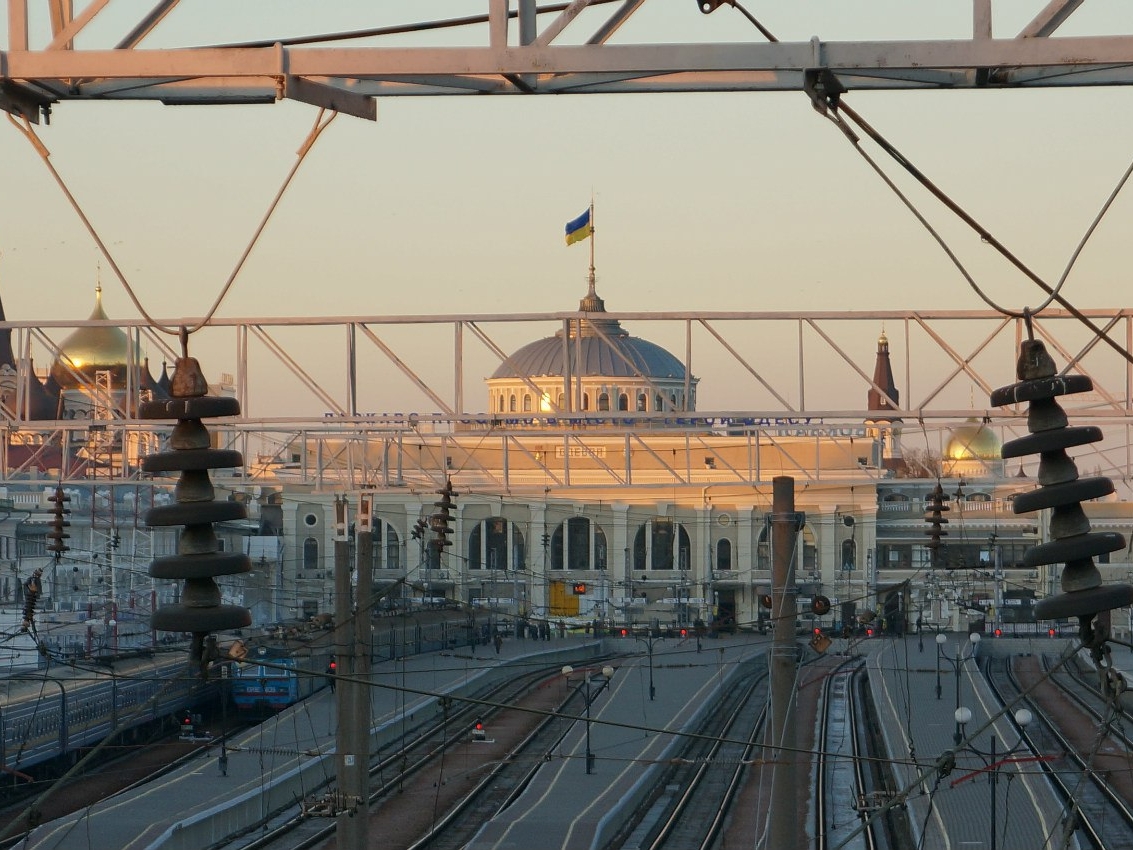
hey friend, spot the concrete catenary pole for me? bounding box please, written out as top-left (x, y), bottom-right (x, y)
top-left (765, 476), bottom-right (800, 850)
top-left (353, 493), bottom-right (373, 828)
top-left (333, 495), bottom-right (367, 849)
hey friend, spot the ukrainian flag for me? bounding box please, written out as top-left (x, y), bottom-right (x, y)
top-left (565, 209), bottom-right (592, 246)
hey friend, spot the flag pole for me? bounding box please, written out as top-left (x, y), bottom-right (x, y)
top-left (587, 198), bottom-right (596, 296)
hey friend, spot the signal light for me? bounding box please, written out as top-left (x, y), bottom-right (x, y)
top-left (866, 627), bottom-right (874, 637)
top-left (572, 582), bottom-right (587, 595)
top-left (811, 595), bottom-right (831, 616)
top-left (814, 627), bottom-right (821, 636)
top-left (619, 628), bottom-right (628, 637)
top-left (472, 718), bottom-right (487, 741)
top-left (679, 628), bottom-right (688, 638)
top-left (1048, 627), bottom-right (1056, 638)
top-left (994, 628), bottom-right (1002, 638)
top-left (759, 594), bottom-right (773, 609)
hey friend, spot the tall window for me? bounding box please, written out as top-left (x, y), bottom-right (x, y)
top-left (598, 392), bottom-right (610, 411)
top-left (633, 519), bottom-right (691, 571)
top-left (549, 517), bottom-right (608, 570)
top-left (618, 393), bottom-right (629, 411)
top-left (303, 537), bottom-right (319, 571)
top-left (363, 520), bottom-right (402, 571)
top-left (469, 517), bottom-right (526, 571)
top-left (716, 539), bottom-right (732, 571)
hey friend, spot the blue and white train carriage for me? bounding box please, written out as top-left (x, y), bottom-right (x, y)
top-left (0, 653), bottom-right (217, 782)
top-left (230, 643), bottom-right (334, 712)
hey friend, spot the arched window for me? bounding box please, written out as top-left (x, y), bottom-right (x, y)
top-left (716, 539), bottom-right (732, 571)
top-left (598, 392), bottom-right (610, 411)
top-left (364, 520), bottom-right (402, 571)
top-left (618, 393), bottom-right (629, 411)
top-left (633, 519), bottom-right (691, 571)
top-left (637, 393), bottom-right (647, 412)
top-left (582, 393), bottom-right (590, 411)
top-left (523, 394), bottom-right (532, 412)
top-left (655, 393), bottom-right (664, 411)
top-left (557, 392), bottom-right (565, 409)
top-left (841, 538), bottom-right (856, 571)
top-left (550, 517), bottom-right (607, 570)
top-left (509, 394), bottom-right (517, 413)
top-left (468, 517), bottom-right (526, 571)
top-left (303, 537), bottom-right (319, 572)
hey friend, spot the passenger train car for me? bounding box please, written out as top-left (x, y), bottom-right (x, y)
top-left (0, 652), bottom-right (218, 784)
top-left (230, 642), bottom-right (334, 713)
top-left (230, 608), bottom-right (483, 713)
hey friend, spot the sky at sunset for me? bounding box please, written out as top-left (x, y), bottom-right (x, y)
top-left (2, 2), bottom-right (1133, 419)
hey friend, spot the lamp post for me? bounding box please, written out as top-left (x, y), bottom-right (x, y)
top-left (951, 707), bottom-right (1033, 850)
top-left (634, 633), bottom-right (663, 700)
top-left (935, 632), bottom-right (982, 741)
top-left (561, 664), bottom-right (615, 774)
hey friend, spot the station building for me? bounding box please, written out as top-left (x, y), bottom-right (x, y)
top-left (1, 283), bottom-right (1131, 643)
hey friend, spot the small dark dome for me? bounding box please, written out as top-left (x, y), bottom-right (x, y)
top-left (26, 360), bottom-right (61, 420)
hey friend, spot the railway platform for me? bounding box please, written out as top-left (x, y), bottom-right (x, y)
top-left (865, 634), bottom-right (1079, 850)
top-left (463, 633), bottom-right (769, 850)
top-left (15, 633), bottom-right (606, 850)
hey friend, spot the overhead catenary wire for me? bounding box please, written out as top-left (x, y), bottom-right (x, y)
top-left (814, 98), bottom-right (1133, 367)
top-left (6, 107), bottom-right (338, 340)
top-left (714, 0), bottom-right (1133, 367)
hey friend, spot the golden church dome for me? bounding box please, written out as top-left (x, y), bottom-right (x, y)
top-left (945, 419), bottom-right (1001, 460)
top-left (49, 287), bottom-right (138, 390)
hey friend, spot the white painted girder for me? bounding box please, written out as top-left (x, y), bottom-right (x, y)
top-left (4, 0), bottom-right (1133, 120)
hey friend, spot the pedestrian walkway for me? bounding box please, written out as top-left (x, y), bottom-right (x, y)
top-left (867, 635), bottom-right (1077, 850)
top-left (18, 635), bottom-right (603, 850)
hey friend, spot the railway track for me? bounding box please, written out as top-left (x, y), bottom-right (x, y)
top-left (990, 652), bottom-right (1133, 850)
top-left (223, 656), bottom-right (618, 850)
top-left (618, 656), bottom-right (768, 850)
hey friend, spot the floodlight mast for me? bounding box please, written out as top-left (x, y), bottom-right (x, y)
top-left (6, 2), bottom-right (1133, 122)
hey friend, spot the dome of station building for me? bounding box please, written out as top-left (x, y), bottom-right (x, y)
top-left (487, 281), bottom-right (696, 415)
top-left (49, 287), bottom-right (140, 390)
top-left (943, 417), bottom-right (1004, 480)
top-left (945, 419), bottom-right (1001, 461)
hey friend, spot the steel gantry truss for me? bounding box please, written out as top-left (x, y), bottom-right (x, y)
top-left (5, 307), bottom-right (1133, 492)
top-left (3, 1), bottom-right (1133, 123)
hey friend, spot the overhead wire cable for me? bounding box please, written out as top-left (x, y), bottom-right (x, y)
top-left (6, 107), bottom-right (338, 339)
top-left (815, 99), bottom-right (1133, 367)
